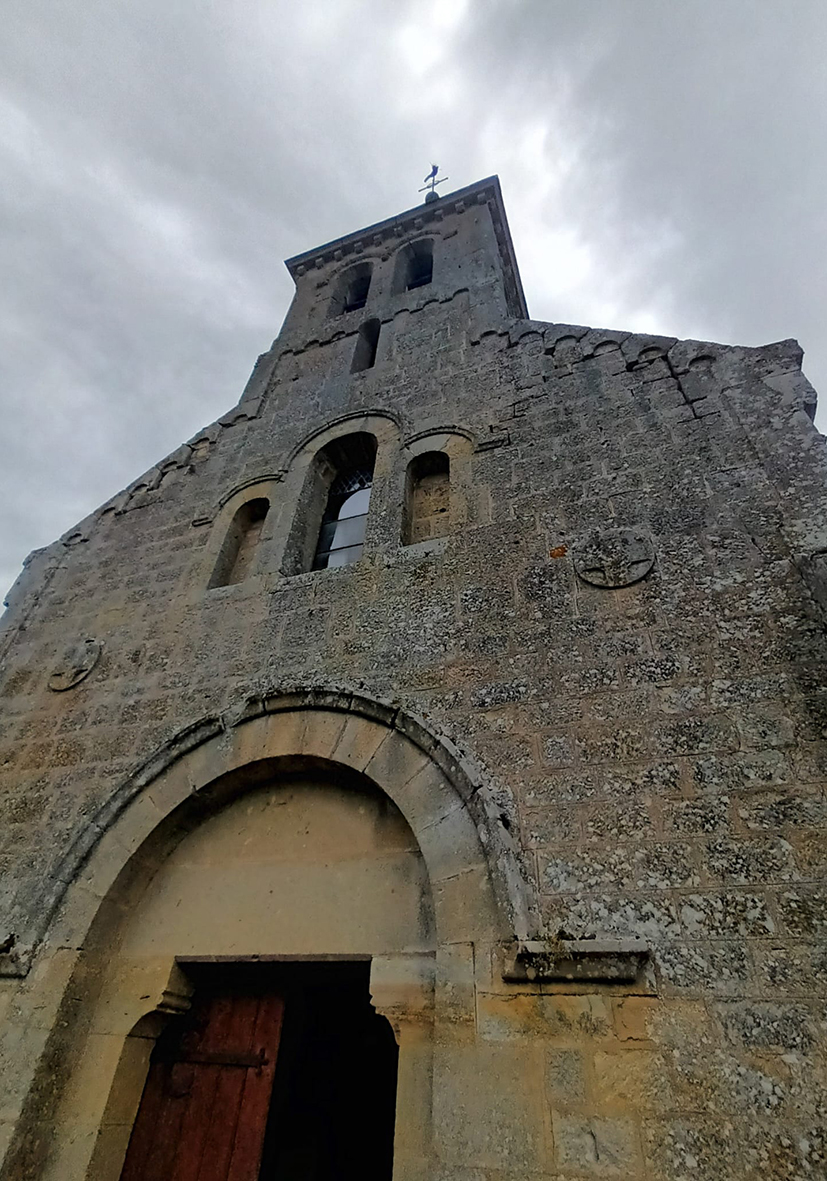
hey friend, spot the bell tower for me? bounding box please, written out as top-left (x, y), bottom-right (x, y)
top-left (239, 175), bottom-right (527, 405)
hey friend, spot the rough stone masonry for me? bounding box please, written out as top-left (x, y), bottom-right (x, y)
top-left (0, 176), bottom-right (826, 1179)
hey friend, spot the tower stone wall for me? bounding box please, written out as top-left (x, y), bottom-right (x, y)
top-left (1, 177), bottom-right (826, 1179)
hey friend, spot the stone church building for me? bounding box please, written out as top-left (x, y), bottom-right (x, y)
top-left (1, 176), bottom-right (825, 1180)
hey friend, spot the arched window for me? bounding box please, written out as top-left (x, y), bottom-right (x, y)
top-left (351, 319), bottom-right (380, 373)
top-left (393, 240), bottom-right (433, 294)
top-left (209, 497), bottom-right (269, 587)
top-left (329, 262), bottom-right (373, 317)
top-left (403, 451), bottom-right (450, 545)
top-left (311, 433), bottom-right (377, 570)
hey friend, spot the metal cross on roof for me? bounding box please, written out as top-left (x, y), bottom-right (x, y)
top-left (419, 164), bottom-right (448, 203)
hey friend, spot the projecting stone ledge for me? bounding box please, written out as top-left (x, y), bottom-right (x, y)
top-left (503, 938), bottom-right (649, 983)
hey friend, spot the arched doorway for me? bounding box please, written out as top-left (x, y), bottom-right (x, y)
top-left (21, 693), bottom-right (527, 1181)
top-left (105, 764), bottom-right (420, 1181)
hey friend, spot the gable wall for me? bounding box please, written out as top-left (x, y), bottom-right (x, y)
top-left (1, 188), bottom-right (826, 1177)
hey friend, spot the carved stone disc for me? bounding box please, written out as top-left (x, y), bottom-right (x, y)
top-left (573, 528), bottom-right (655, 588)
top-left (48, 639), bottom-right (102, 691)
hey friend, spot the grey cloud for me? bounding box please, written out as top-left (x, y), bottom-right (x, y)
top-left (1, 0), bottom-right (825, 595)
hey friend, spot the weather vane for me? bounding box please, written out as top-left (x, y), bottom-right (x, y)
top-left (419, 164), bottom-right (448, 203)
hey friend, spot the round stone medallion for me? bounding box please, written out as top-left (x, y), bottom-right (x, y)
top-left (573, 527), bottom-right (655, 588)
top-left (48, 638), bottom-right (102, 692)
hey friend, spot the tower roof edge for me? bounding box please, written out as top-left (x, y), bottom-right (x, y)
top-left (284, 175), bottom-right (528, 318)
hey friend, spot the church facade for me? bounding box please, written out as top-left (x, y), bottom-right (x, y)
top-left (1, 176), bottom-right (825, 1179)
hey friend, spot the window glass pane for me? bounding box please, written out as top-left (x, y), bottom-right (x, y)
top-left (309, 433), bottom-right (377, 574)
top-left (327, 544), bottom-right (363, 567)
top-left (317, 519), bottom-right (338, 552)
top-left (338, 487), bottom-right (371, 519)
top-left (330, 512), bottom-right (367, 551)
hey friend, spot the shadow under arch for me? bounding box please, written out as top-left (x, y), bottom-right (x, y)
top-left (39, 687), bottom-right (538, 969)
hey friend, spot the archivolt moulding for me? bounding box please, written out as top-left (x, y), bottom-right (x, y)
top-left (402, 425), bottom-right (476, 452)
top-left (3, 686), bottom-right (539, 978)
top-left (284, 410), bottom-right (403, 469)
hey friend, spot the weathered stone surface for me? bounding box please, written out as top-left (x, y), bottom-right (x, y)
top-left (545, 1047), bottom-right (587, 1103)
top-left (46, 638), bottom-right (102, 692)
top-left (714, 1001), bottom-right (817, 1051)
top-left (1, 173), bottom-right (826, 1178)
top-left (572, 526), bottom-right (656, 588)
top-left (553, 1113), bottom-right (641, 1173)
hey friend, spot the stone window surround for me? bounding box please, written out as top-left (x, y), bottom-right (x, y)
top-left (323, 235), bottom-right (437, 318)
top-left (196, 416), bottom-right (477, 595)
top-left (279, 226), bottom-right (455, 362)
top-left (328, 258), bottom-right (374, 318)
top-left (206, 494), bottom-right (271, 588)
top-left (391, 236), bottom-right (435, 296)
top-left (350, 317), bottom-right (382, 373)
top-left (196, 475), bottom-right (282, 597)
top-left (401, 433), bottom-right (472, 548)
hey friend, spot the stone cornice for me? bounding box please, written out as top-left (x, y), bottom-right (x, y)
top-left (284, 175), bottom-right (528, 318)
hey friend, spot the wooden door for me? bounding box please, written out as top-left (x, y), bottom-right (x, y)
top-left (119, 986), bottom-right (284, 1181)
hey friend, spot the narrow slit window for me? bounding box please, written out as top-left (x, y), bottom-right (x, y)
top-left (403, 451), bottom-right (450, 544)
top-left (209, 497), bottom-right (269, 587)
top-left (351, 319), bottom-right (380, 373)
top-left (344, 271), bottom-right (371, 312)
top-left (407, 241), bottom-right (433, 289)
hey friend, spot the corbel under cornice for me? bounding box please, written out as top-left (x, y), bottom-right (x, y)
top-left (284, 176), bottom-right (528, 319)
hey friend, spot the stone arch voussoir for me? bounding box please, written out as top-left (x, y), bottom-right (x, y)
top-left (28, 687), bottom-right (538, 975)
top-left (284, 411), bottom-right (403, 471)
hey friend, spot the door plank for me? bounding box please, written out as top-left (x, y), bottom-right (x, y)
top-left (225, 993), bottom-right (285, 1181)
top-left (171, 994), bottom-right (244, 1181)
top-left (134, 1058), bottom-right (192, 1181)
top-left (118, 1055), bottom-right (174, 1181)
top-left (195, 994), bottom-right (261, 1181)
top-left (119, 987), bottom-right (283, 1181)
top-left (137, 994), bottom-right (231, 1181)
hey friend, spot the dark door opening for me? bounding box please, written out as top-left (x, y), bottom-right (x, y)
top-left (260, 962), bottom-right (398, 1180)
top-left (118, 962), bottom-right (398, 1181)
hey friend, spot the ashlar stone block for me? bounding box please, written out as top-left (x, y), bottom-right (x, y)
top-left (553, 1113), bottom-right (642, 1174)
top-left (434, 1043), bottom-right (544, 1171)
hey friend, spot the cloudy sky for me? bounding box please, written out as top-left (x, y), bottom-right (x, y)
top-left (2, 0), bottom-right (825, 597)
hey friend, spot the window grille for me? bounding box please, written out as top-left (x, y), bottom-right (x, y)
top-left (313, 470), bottom-right (373, 569)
